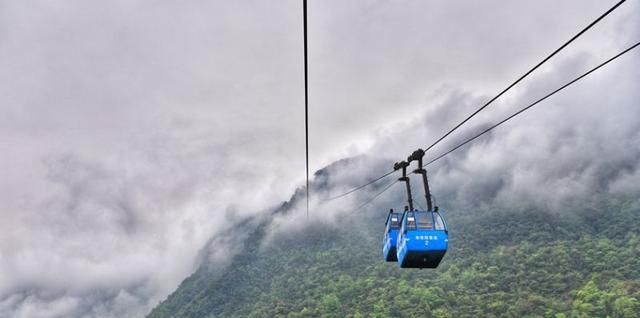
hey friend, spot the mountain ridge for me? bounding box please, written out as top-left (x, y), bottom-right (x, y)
top-left (147, 171), bottom-right (640, 318)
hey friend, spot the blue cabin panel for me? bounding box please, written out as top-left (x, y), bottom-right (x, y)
top-left (383, 229), bottom-right (398, 261)
top-left (397, 211), bottom-right (448, 269)
top-left (382, 213), bottom-right (401, 262)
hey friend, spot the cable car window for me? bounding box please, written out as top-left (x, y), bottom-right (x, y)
top-left (390, 215), bottom-right (400, 229)
top-left (416, 212), bottom-right (434, 230)
top-left (406, 213), bottom-right (417, 230)
top-left (434, 212), bottom-right (445, 230)
top-left (386, 213), bottom-right (401, 232)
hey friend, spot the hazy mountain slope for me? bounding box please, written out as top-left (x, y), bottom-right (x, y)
top-left (147, 196), bottom-right (640, 318)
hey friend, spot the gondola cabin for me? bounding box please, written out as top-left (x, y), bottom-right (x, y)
top-left (382, 211), bottom-right (402, 262)
top-left (397, 210), bottom-right (448, 268)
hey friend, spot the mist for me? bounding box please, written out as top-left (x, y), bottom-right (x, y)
top-left (1, 0), bottom-right (639, 317)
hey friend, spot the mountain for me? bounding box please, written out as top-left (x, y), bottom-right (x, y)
top-left (146, 176), bottom-right (640, 318)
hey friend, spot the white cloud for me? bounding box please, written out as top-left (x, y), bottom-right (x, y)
top-left (0, 0), bottom-right (638, 317)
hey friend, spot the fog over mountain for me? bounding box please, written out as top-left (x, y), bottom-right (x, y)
top-left (1, 1), bottom-right (639, 317)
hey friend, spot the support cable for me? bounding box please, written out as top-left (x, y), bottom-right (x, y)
top-left (303, 0), bottom-right (310, 217)
top-left (422, 0), bottom-right (626, 153)
top-left (425, 40), bottom-right (640, 167)
top-left (355, 180), bottom-right (398, 212)
top-left (325, 169), bottom-right (397, 201)
top-left (351, 40), bottom-right (640, 211)
top-left (321, 1), bottom-right (626, 203)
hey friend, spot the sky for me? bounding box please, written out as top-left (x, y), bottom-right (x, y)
top-left (1, 0), bottom-right (639, 317)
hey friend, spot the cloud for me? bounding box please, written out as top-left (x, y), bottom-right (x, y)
top-left (0, 0), bottom-right (638, 317)
top-left (364, 37), bottom-right (640, 213)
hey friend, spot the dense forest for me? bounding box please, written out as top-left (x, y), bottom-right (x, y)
top-left (148, 196), bottom-right (640, 318)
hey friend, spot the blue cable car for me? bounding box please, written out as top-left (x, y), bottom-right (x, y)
top-left (383, 148), bottom-right (449, 269)
top-left (397, 209), bottom-right (448, 268)
top-left (382, 209), bottom-right (401, 262)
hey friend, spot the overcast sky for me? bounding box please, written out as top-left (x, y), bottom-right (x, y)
top-left (1, 1), bottom-right (639, 317)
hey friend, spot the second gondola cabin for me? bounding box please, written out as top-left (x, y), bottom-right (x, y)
top-left (383, 209), bottom-right (401, 262)
top-left (397, 210), bottom-right (448, 268)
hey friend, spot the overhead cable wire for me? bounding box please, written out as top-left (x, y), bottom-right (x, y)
top-left (303, 0), bottom-right (310, 217)
top-left (325, 169), bottom-right (397, 201)
top-left (351, 41), bottom-right (639, 212)
top-left (422, 0), bottom-right (627, 153)
top-left (424, 40), bottom-right (640, 167)
top-left (355, 179), bottom-right (399, 212)
top-left (320, 1), bottom-right (626, 203)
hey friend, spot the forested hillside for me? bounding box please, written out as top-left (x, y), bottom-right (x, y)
top-left (148, 197), bottom-right (640, 318)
